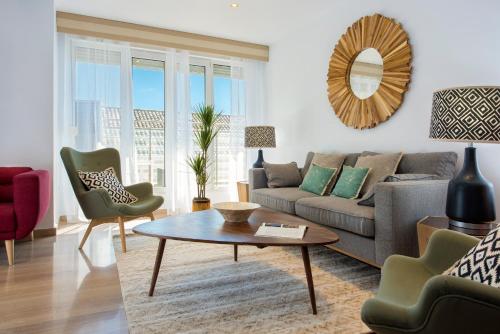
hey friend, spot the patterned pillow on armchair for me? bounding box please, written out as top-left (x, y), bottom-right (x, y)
top-left (78, 167), bottom-right (137, 204)
top-left (446, 227), bottom-right (500, 287)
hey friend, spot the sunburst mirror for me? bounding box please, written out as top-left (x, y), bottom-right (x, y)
top-left (327, 14), bottom-right (412, 129)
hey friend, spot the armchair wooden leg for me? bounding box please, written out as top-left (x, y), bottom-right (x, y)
top-left (5, 240), bottom-right (14, 266)
top-left (117, 217), bottom-right (127, 253)
top-left (79, 220), bottom-right (96, 250)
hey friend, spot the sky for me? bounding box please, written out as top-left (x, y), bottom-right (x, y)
top-left (76, 61), bottom-right (232, 114)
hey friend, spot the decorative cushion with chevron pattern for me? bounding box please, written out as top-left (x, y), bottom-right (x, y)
top-left (78, 167), bottom-right (138, 204)
top-left (447, 227), bottom-right (500, 288)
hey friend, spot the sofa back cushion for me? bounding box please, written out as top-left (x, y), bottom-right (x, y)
top-left (303, 151), bottom-right (458, 180)
top-left (397, 152), bottom-right (457, 179)
top-left (303, 152), bottom-right (359, 177)
top-left (0, 167), bottom-right (33, 202)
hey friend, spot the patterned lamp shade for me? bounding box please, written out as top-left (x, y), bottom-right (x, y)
top-left (244, 126), bottom-right (276, 148)
top-left (430, 86), bottom-right (500, 143)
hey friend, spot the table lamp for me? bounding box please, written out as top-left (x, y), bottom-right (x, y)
top-left (429, 86), bottom-right (500, 233)
top-left (244, 126), bottom-right (276, 168)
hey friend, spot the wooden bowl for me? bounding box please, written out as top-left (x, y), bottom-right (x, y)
top-left (213, 202), bottom-right (261, 223)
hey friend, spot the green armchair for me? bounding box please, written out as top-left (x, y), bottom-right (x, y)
top-left (60, 147), bottom-right (164, 252)
top-left (361, 229), bottom-right (500, 334)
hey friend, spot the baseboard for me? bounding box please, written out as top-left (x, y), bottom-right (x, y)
top-left (34, 228), bottom-right (57, 238)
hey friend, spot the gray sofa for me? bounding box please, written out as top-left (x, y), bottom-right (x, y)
top-left (249, 151), bottom-right (457, 267)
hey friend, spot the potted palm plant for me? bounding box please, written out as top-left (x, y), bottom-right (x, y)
top-left (187, 104), bottom-right (222, 211)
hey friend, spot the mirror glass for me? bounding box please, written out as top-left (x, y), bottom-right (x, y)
top-left (349, 48), bottom-right (383, 99)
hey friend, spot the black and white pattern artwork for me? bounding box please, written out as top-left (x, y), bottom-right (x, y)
top-left (448, 227), bottom-right (500, 288)
top-left (430, 87), bottom-right (500, 143)
top-left (78, 167), bottom-right (138, 204)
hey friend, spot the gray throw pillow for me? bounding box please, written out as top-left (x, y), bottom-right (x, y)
top-left (263, 162), bottom-right (302, 188)
top-left (358, 174), bottom-right (438, 207)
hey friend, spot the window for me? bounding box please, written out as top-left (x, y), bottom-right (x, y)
top-left (132, 57), bottom-right (166, 189)
top-left (189, 64), bottom-right (206, 110)
top-left (189, 59), bottom-right (244, 188)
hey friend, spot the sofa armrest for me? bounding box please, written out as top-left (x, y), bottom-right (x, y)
top-left (13, 170), bottom-right (51, 239)
top-left (248, 168), bottom-right (268, 194)
top-left (374, 179), bottom-right (449, 265)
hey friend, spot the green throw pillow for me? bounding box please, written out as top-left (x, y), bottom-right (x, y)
top-left (299, 163), bottom-right (337, 195)
top-left (331, 166), bottom-right (370, 199)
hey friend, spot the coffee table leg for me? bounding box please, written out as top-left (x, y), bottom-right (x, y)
top-left (234, 244), bottom-right (238, 262)
top-left (149, 238), bottom-right (166, 296)
top-left (301, 246), bottom-right (317, 314)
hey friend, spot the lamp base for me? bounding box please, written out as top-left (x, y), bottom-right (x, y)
top-left (449, 220), bottom-right (496, 230)
top-left (449, 220), bottom-right (497, 237)
top-left (446, 146), bottom-right (496, 226)
top-left (252, 149), bottom-right (265, 168)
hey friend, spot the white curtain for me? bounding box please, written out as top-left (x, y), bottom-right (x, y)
top-left (56, 35), bottom-right (136, 221)
top-left (242, 60), bottom-right (267, 169)
top-left (164, 51), bottom-right (194, 213)
top-left (206, 59), bottom-right (266, 203)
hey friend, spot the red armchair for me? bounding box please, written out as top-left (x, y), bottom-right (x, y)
top-left (0, 167), bottom-right (50, 265)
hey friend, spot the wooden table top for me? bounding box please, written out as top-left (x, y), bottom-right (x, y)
top-left (133, 207), bottom-right (340, 247)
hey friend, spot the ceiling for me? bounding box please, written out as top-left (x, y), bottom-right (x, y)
top-left (55, 0), bottom-right (336, 45)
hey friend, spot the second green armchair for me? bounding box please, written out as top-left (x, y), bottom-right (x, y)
top-left (60, 147), bottom-right (164, 252)
top-left (361, 229), bottom-right (500, 334)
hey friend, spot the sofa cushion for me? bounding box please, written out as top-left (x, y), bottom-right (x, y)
top-left (251, 187), bottom-right (318, 214)
top-left (358, 174), bottom-right (438, 207)
top-left (355, 152), bottom-right (403, 198)
top-left (295, 196), bottom-right (375, 237)
top-left (299, 163), bottom-right (338, 195)
top-left (0, 203), bottom-right (15, 233)
top-left (397, 152), bottom-right (457, 179)
top-left (262, 162), bottom-right (302, 188)
top-left (332, 166), bottom-right (370, 199)
top-left (310, 153), bottom-right (346, 193)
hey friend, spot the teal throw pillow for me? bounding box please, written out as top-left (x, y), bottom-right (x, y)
top-left (331, 166), bottom-right (370, 199)
top-left (299, 163), bottom-right (337, 195)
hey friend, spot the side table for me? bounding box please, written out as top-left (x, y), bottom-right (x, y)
top-left (237, 181), bottom-right (249, 202)
top-left (417, 216), bottom-right (498, 256)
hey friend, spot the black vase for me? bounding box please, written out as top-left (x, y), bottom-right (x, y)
top-left (446, 146), bottom-right (496, 230)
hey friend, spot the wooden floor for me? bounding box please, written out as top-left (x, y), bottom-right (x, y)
top-left (0, 222), bottom-right (133, 334)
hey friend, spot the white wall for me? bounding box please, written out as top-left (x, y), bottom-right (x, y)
top-left (266, 0), bottom-right (500, 213)
top-left (0, 0), bottom-right (55, 229)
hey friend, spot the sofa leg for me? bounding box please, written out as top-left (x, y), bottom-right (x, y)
top-left (5, 240), bottom-right (14, 266)
top-left (79, 220), bottom-right (96, 250)
top-left (117, 217), bottom-right (127, 253)
top-left (149, 213), bottom-right (155, 221)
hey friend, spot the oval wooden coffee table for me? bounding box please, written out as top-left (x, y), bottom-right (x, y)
top-left (133, 207), bottom-right (339, 314)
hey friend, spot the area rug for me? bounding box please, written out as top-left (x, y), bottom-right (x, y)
top-left (113, 235), bottom-right (380, 334)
